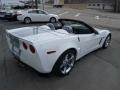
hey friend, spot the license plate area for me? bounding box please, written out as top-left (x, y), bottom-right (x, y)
top-left (10, 35), bottom-right (21, 57)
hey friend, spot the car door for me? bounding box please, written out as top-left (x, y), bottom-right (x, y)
top-left (79, 33), bottom-right (100, 56)
top-left (28, 10), bottom-right (41, 21)
top-left (60, 19), bottom-right (101, 56)
top-left (73, 24), bottom-right (101, 55)
top-left (37, 10), bottom-right (50, 21)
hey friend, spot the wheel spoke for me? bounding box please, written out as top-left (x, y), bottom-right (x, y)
top-left (63, 66), bottom-right (67, 74)
top-left (105, 36), bottom-right (111, 47)
top-left (67, 63), bottom-right (73, 68)
top-left (60, 63), bottom-right (67, 74)
top-left (69, 55), bottom-right (74, 60)
top-left (60, 52), bottom-right (75, 74)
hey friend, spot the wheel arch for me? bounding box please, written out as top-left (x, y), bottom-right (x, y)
top-left (108, 33), bottom-right (112, 39)
top-left (58, 48), bottom-right (77, 58)
top-left (104, 32), bottom-right (112, 42)
top-left (49, 17), bottom-right (56, 22)
top-left (101, 32), bottom-right (112, 49)
top-left (50, 16), bottom-right (56, 19)
top-left (104, 30), bottom-right (112, 38)
top-left (51, 47), bottom-right (78, 73)
top-left (24, 17), bottom-right (31, 21)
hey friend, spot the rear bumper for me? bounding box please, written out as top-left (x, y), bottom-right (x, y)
top-left (10, 44), bottom-right (57, 74)
top-left (5, 14), bottom-right (17, 20)
top-left (6, 33), bottom-right (54, 74)
top-left (12, 50), bottom-right (53, 74)
top-left (17, 16), bottom-right (24, 22)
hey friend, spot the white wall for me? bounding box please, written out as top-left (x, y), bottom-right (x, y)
top-left (87, 3), bottom-right (114, 10)
top-left (1, 0), bottom-right (27, 5)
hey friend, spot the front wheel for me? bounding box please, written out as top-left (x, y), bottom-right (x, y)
top-left (53, 50), bottom-right (76, 76)
top-left (102, 35), bottom-right (111, 49)
top-left (24, 17), bottom-right (31, 24)
top-left (50, 17), bottom-right (56, 23)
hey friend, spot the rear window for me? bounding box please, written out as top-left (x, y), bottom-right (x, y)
top-left (28, 10), bottom-right (37, 14)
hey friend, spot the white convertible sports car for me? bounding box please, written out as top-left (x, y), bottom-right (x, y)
top-left (6, 19), bottom-right (111, 76)
top-left (17, 9), bottom-right (59, 24)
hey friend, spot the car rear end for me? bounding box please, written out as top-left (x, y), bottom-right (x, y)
top-left (5, 10), bottom-right (23, 21)
top-left (5, 12), bottom-right (16, 21)
top-left (17, 10), bottom-right (27, 22)
top-left (6, 30), bottom-right (48, 73)
top-left (6, 25), bottom-right (62, 73)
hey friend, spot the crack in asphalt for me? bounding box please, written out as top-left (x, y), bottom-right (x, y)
top-left (112, 39), bottom-right (120, 44)
top-left (0, 29), bottom-right (9, 81)
top-left (3, 55), bottom-right (8, 79)
top-left (93, 53), bottom-right (119, 69)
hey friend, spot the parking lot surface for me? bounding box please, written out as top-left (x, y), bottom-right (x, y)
top-left (0, 8), bottom-right (120, 90)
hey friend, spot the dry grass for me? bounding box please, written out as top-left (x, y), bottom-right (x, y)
top-left (64, 4), bottom-right (87, 10)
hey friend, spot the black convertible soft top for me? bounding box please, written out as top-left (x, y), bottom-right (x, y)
top-left (52, 18), bottom-right (97, 33)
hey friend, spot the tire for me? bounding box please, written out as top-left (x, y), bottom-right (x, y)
top-left (102, 34), bottom-right (111, 49)
top-left (50, 17), bottom-right (56, 23)
top-left (53, 49), bottom-right (76, 76)
top-left (24, 17), bottom-right (31, 24)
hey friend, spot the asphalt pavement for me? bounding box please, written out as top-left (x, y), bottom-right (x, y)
top-left (0, 8), bottom-right (120, 90)
top-left (45, 7), bottom-right (120, 29)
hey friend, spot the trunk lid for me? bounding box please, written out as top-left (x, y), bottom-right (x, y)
top-left (6, 26), bottom-right (68, 43)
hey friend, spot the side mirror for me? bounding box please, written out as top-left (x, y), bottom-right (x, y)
top-left (45, 13), bottom-right (48, 15)
top-left (94, 30), bottom-right (99, 35)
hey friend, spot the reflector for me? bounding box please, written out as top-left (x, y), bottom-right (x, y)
top-left (29, 45), bottom-right (35, 53)
top-left (22, 42), bottom-right (27, 50)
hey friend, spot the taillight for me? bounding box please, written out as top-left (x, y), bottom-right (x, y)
top-left (29, 45), bottom-right (35, 54)
top-left (22, 42), bottom-right (27, 50)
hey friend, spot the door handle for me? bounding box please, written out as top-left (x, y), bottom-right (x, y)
top-left (78, 37), bottom-right (80, 42)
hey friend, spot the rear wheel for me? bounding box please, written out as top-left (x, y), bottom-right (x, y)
top-left (50, 17), bottom-right (56, 23)
top-left (53, 50), bottom-right (76, 76)
top-left (102, 35), bottom-right (111, 49)
top-left (24, 17), bottom-right (31, 24)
